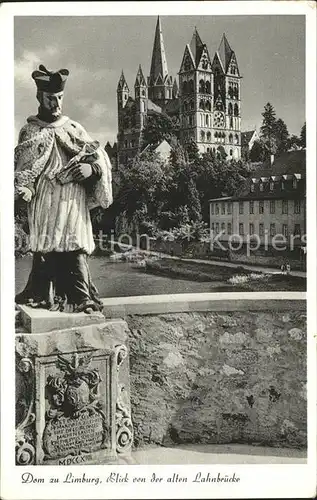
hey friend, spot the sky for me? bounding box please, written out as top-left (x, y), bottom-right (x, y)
top-left (14, 15), bottom-right (305, 146)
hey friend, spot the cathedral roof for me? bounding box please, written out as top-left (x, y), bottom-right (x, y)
top-left (217, 33), bottom-right (234, 73)
top-left (189, 27), bottom-right (204, 67)
top-left (134, 65), bottom-right (147, 87)
top-left (117, 70), bottom-right (129, 91)
top-left (149, 16), bottom-right (169, 86)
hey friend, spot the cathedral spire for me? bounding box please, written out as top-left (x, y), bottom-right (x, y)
top-left (189, 27), bottom-right (204, 67)
top-left (149, 16), bottom-right (169, 85)
top-left (217, 33), bottom-right (233, 73)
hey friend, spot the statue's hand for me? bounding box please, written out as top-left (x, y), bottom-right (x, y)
top-left (17, 186), bottom-right (33, 202)
top-left (71, 163), bottom-right (93, 182)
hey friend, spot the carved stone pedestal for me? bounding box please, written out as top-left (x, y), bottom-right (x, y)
top-left (15, 310), bottom-right (133, 466)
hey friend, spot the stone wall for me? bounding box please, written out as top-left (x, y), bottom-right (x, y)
top-left (149, 239), bottom-right (306, 270)
top-left (126, 309), bottom-right (306, 449)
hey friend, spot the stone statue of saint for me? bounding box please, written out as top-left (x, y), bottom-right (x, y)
top-left (15, 65), bottom-right (113, 313)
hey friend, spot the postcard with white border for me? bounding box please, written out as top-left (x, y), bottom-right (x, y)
top-left (1, 1), bottom-right (316, 499)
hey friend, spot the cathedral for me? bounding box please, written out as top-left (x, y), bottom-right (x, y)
top-left (117, 17), bottom-right (241, 166)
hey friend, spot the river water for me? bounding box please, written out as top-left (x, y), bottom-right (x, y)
top-left (15, 255), bottom-right (224, 298)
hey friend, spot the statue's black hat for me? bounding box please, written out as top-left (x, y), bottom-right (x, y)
top-left (32, 65), bottom-right (69, 93)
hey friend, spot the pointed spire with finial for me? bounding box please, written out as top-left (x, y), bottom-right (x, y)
top-left (117, 70), bottom-right (129, 91)
top-left (217, 33), bottom-right (234, 73)
top-left (149, 16), bottom-right (169, 85)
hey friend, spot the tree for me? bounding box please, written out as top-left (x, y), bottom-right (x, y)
top-left (141, 111), bottom-right (176, 148)
top-left (249, 140), bottom-right (266, 162)
top-left (183, 139), bottom-right (200, 164)
top-left (287, 134), bottom-right (301, 151)
top-left (260, 102), bottom-right (277, 157)
top-left (300, 122), bottom-right (306, 149)
top-left (275, 118), bottom-right (289, 154)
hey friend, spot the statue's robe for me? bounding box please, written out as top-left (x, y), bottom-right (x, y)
top-left (14, 115), bottom-right (113, 311)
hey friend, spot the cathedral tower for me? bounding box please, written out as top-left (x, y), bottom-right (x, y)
top-left (179, 28), bottom-right (213, 151)
top-left (211, 33), bottom-right (241, 159)
top-left (148, 16), bottom-right (173, 107)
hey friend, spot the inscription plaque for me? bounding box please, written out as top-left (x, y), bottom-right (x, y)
top-left (15, 320), bottom-right (133, 465)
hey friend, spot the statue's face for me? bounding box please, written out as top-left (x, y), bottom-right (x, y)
top-left (41, 91), bottom-right (64, 118)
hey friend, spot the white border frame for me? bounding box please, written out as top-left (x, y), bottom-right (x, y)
top-left (1, 2), bottom-right (316, 499)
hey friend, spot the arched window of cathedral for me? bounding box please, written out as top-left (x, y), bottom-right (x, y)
top-left (205, 81), bottom-right (211, 94)
top-left (234, 85), bottom-right (239, 99)
top-left (229, 134), bottom-right (233, 144)
top-left (189, 80), bottom-right (194, 93)
top-left (206, 131), bottom-right (211, 142)
top-left (214, 132), bottom-right (218, 142)
top-left (205, 100), bottom-right (211, 111)
top-left (199, 80), bottom-right (205, 94)
top-left (230, 117), bottom-right (233, 129)
top-left (234, 104), bottom-right (239, 117)
top-left (199, 100), bottom-right (205, 110)
top-left (205, 115), bottom-right (209, 127)
top-left (182, 81), bottom-right (188, 95)
top-left (124, 140), bottom-right (128, 148)
top-left (202, 59), bottom-right (208, 70)
top-left (184, 58), bottom-right (191, 71)
top-left (190, 100), bottom-right (194, 110)
top-left (230, 149), bottom-right (233, 156)
top-left (222, 132), bottom-right (225, 143)
top-left (228, 86), bottom-right (233, 99)
top-left (183, 102), bottom-right (188, 112)
top-left (200, 130), bottom-right (205, 142)
top-left (234, 134), bottom-right (239, 145)
top-left (228, 103), bottom-right (233, 115)
top-left (142, 90), bottom-right (145, 97)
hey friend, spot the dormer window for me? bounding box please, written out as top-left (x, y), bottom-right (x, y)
top-left (270, 181), bottom-right (274, 191)
top-left (259, 183), bottom-right (264, 192)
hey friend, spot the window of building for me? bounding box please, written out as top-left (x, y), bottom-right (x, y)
top-left (229, 133), bottom-right (233, 144)
top-left (124, 140), bottom-right (128, 148)
top-left (227, 222), bottom-right (232, 235)
top-left (205, 81), bottom-right (211, 94)
top-left (249, 201), bottom-right (254, 214)
top-left (215, 222), bottom-right (219, 233)
top-left (189, 80), bottom-right (194, 93)
top-left (294, 200), bottom-right (301, 214)
top-left (294, 224), bottom-right (301, 235)
top-left (211, 222), bottom-right (215, 231)
top-left (205, 100), bottom-right (211, 111)
top-left (250, 184), bottom-right (255, 193)
top-left (239, 223), bottom-right (244, 235)
top-left (270, 223), bottom-right (276, 237)
top-left (215, 203), bottom-right (219, 215)
top-left (239, 201), bottom-right (244, 214)
top-left (234, 104), bottom-right (239, 117)
top-left (206, 131), bottom-right (211, 142)
top-left (259, 183), bottom-right (264, 192)
top-left (282, 224), bottom-right (288, 237)
top-left (131, 139), bottom-right (136, 148)
top-left (270, 200), bottom-right (275, 214)
top-left (200, 130), bottom-right (205, 142)
top-left (282, 200), bottom-right (288, 214)
top-left (270, 181), bottom-right (274, 191)
top-left (228, 103), bottom-right (233, 115)
top-left (230, 149), bottom-right (233, 156)
top-left (259, 201), bottom-right (264, 214)
top-left (199, 100), bottom-right (205, 110)
top-left (221, 202), bottom-right (226, 214)
top-left (205, 115), bottom-right (209, 127)
top-left (229, 117), bottom-right (233, 129)
top-left (259, 223), bottom-right (264, 236)
top-left (227, 202), bottom-right (232, 214)
top-left (293, 178), bottom-right (298, 189)
top-left (249, 223), bottom-right (254, 235)
top-left (199, 80), bottom-right (205, 93)
top-left (190, 100), bottom-right (194, 110)
top-left (234, 134), bottom-right (239, 145)
top-left (281, 181), bottom-right (285, 190)
top-left (221, 222), bottom-right (226, 232)
top-left (211, 203), bottom-right (214, 215)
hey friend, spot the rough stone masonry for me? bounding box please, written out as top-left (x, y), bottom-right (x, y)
top-left (127, 310), bottom-right (306, 449)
